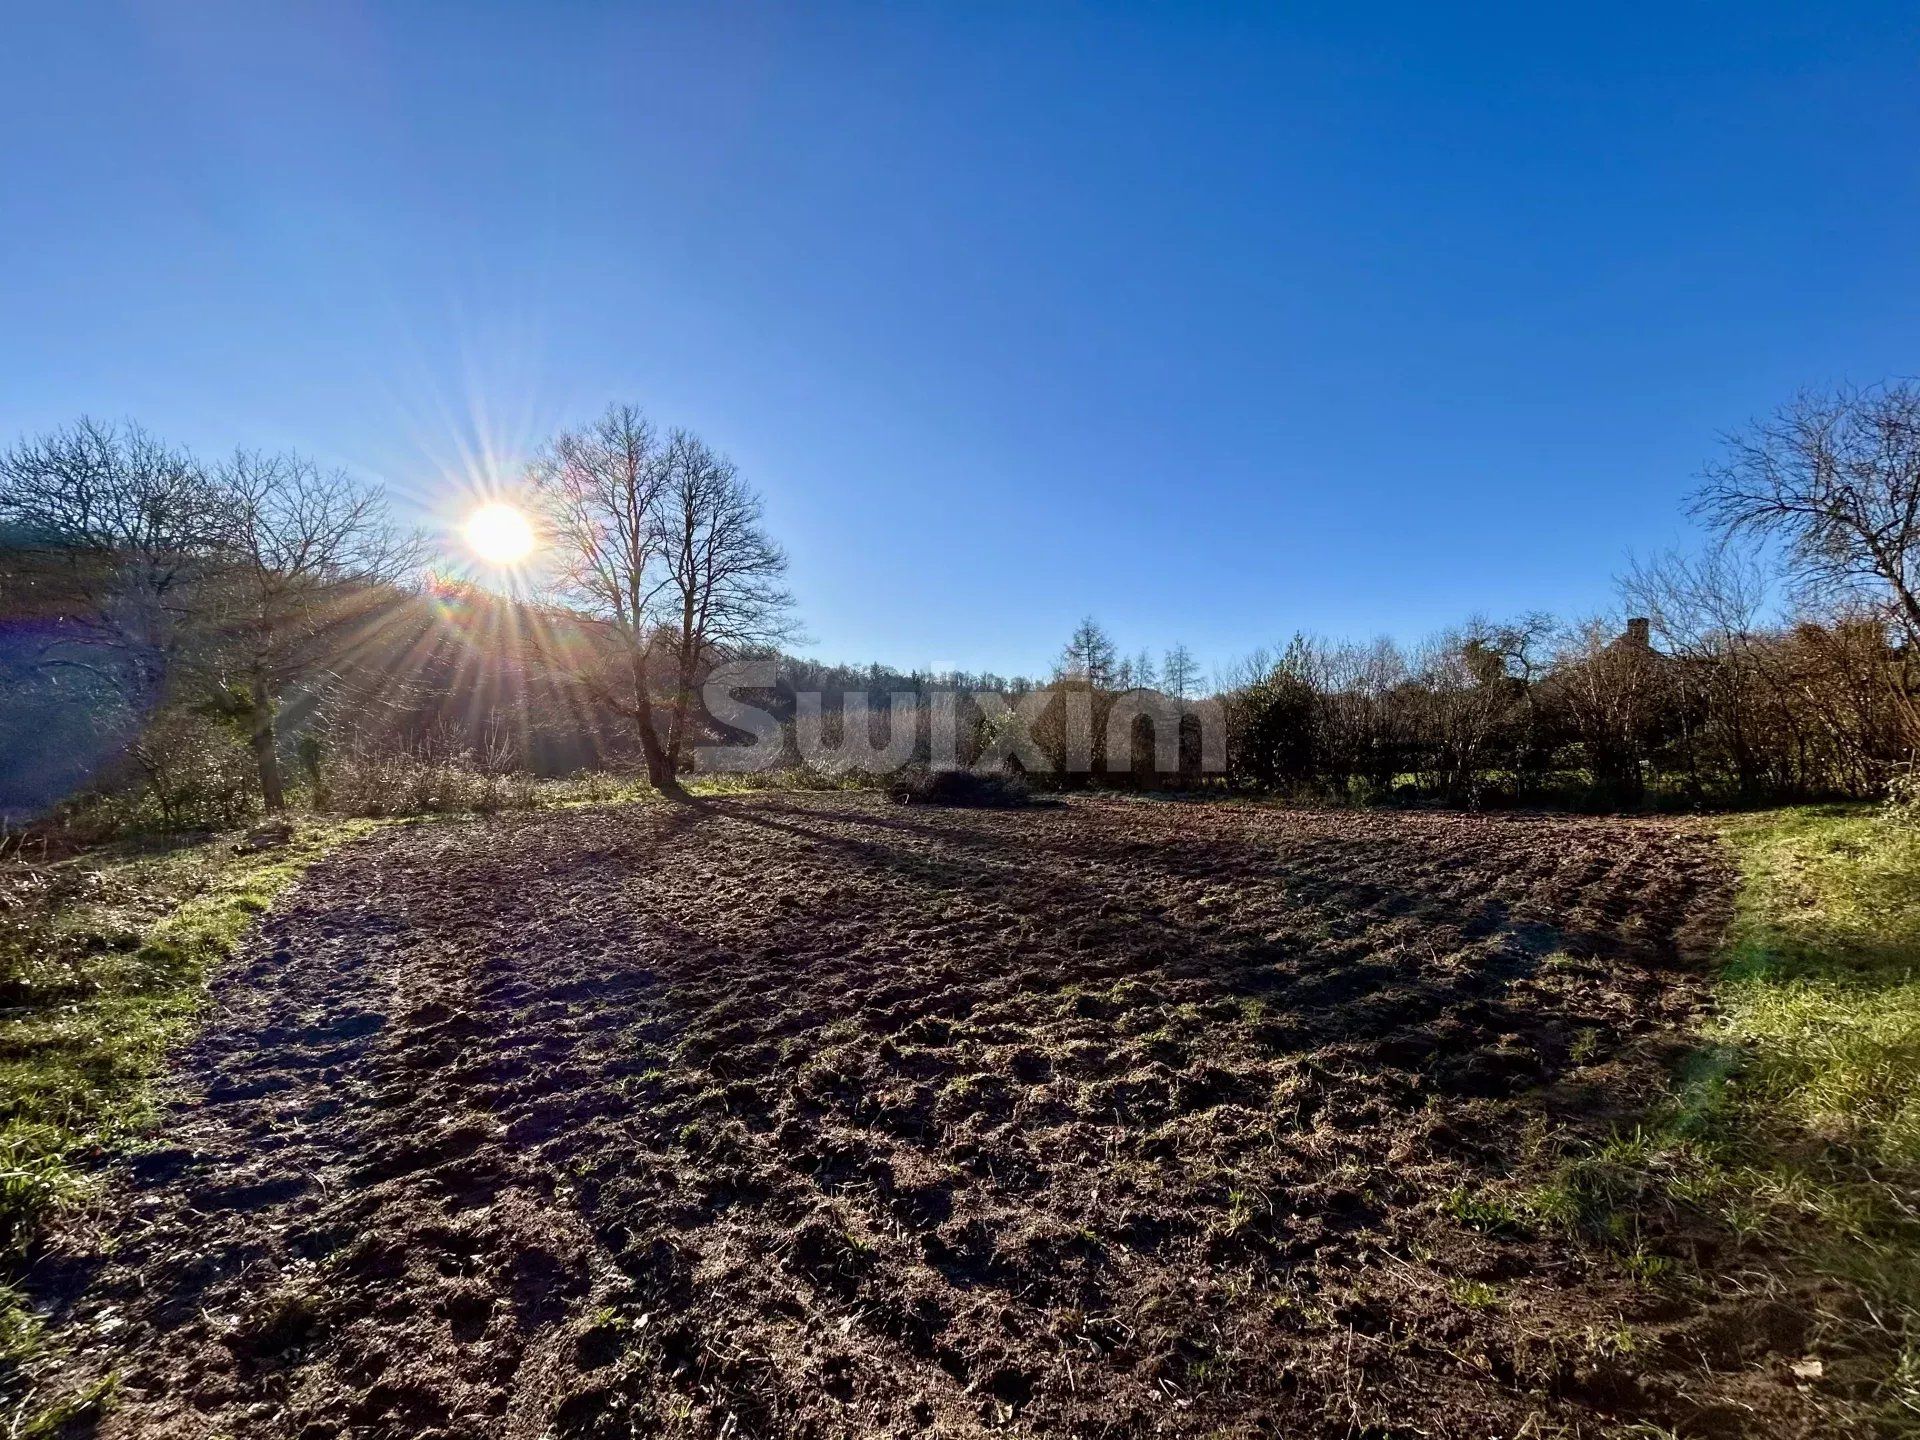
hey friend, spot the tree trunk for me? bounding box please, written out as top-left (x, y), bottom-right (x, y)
top-left (668, 587), bottom-right (698, 774)
top-left (666, 654), bottom-right (696, 774)
top-left (635, 692), bottom-right (681, 795)
top-left (249, 670), bottom-right (287, 812)
top-left (667, 699), bottom-right (686, 774)
top-left (628, 650), bottom-right (683, 797)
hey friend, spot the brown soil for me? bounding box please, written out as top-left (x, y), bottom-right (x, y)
top-left (27, 794), bottom-right (1832, 1437)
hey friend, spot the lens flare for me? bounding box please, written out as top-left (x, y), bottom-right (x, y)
top-left (464, 502), bottom-right (535, 566)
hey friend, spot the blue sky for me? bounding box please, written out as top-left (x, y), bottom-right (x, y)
top-left (4, 3), bottom-right (1917, 679)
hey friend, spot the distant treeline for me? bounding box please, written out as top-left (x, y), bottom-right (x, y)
top-left (720, 604), bottom-right (1911, 807)
top-left (1215, 609), bottom-right (1910, 806)
top-left (4, 379), bottom-right (1919, 830)
top-left (217, 595), bottom-right (1915, 810)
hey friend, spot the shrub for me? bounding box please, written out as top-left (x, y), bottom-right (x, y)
top-left (319, 745), bottom-right (537, 817)
top-left (1225, 669), bottom-right (1318, 793)
top-left (124, 712), bottom-right (259, 832)
top-left (887, 767), bottom-right (1031, 807)
top-left (1, 709), bottom-right (257, 849)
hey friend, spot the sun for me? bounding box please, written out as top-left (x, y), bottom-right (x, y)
top-left (464, 501), bottom-right (535, 566)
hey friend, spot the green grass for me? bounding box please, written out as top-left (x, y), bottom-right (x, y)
top-left (1717, 806), bottom-right (1920, 1169)
top-left (1528, 804), bottom-right (1920, 1433)
top-left (0, 818), bottom-right (372, 1415)
top-left (1445, 1278), bottom-right (1504, 1311)
top-left (1443, 1184), bottom-right (1526, 1235)
top-left (0, 821), bottom-right (375, 1173)
top-left (1712, 806), bottom-right (1920, 1431)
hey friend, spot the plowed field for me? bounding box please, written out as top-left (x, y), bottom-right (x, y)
top-left (30, 794), bottom-right (1824, 1438)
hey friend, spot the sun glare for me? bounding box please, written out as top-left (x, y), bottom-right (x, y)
top-left (464, 501), bottom-right (535, 566)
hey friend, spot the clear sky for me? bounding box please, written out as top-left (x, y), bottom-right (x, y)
top-left (4, 3), bottom-right (1917, 679)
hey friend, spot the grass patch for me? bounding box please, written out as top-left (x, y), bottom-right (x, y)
top-left (1445, 1278), bottom-right (1504, 1311)
top-left (1716, 806), bottom-right (1920, 1169)
top-left (1536, 805), bottom-right (1920, 1432)
top-left (0, 817), bottom-right (372, 1415)
top-left (1443, 1184), bottom-right (1526, 1235)
top-left (1712, 806), bottom-right (1920, 1430)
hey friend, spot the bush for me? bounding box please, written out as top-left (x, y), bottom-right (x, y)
top-left (542, 770), bottom-right (635, 806)
top-left (319, 746), bottom-right (537, 817)
top-left (1225, 670), bottom-right (1318, 793)
top-left (1, 709), bottom-right (257, 849)
top-left (887, 767), bottom-right (1031, 807)
top-left (126, 713), bottom-right (258, 832)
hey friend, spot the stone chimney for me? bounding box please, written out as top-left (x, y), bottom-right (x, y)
top-left (1625, 617), bottom-right (1651, 649)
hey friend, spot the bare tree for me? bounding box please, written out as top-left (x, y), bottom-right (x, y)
top-left (1547, 617), bottom-right (1672, 804)
top-left (1695, 382), bottom-right (1920, 643)
top-left (1621, 545), bottom-right (1774, 794)
top-left (1058, 617), bottom-right (1117, 689)
top-left (1128, 648), bottom-right (1158, 692)
top-left (1406, 620), bottom-right (1534, 803)
top-left (524, 404), bottom-right (681, 793)
top-left (659, 431), bottom-right (796, 769)
top-left (1311, 635), bottom-right (1413, 790)
top-left (207, 450), bottom-right (421, 810)
top-left (1161, 643), bottom-right (1199, 700)
top-left (1621, 545), bottom-right (1769, 657)
top-left (0, 418), bottom-right (225, 705)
